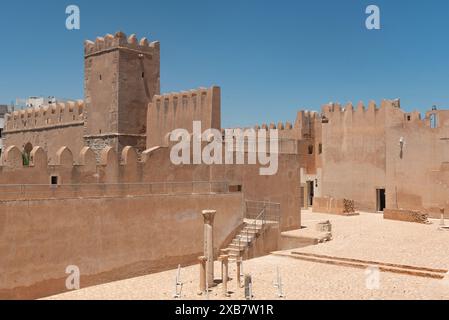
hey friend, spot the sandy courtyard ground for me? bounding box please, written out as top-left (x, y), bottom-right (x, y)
top-left (44, 211), bottom-right (449, 300)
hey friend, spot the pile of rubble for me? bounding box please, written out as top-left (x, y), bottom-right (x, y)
top-left (343, 199), bottom-right (355, 213)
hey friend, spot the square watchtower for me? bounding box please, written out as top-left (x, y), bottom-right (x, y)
top-left (83, 31), bottom-right (160, 156)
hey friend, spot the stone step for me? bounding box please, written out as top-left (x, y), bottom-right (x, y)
top-left (241, 228), bottom-right (261, 234)
top-left (226, 247), bottom-right (242, 254)
top-left (234, 235), bottom-right (255, 243)
top-left (231, 239), bottom-right (250, 245)
top-left (221, 222), bottom-right (267, 262)
top-left (228, 243), bottom-right (246, 250)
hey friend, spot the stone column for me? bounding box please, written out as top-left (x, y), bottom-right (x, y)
top-left (221, 255), bottom-right (230, 297)
top-left (440, 207), bottom-right (445, 226)
top-left (202, 209), bottom-right (216, 287)
top-left (244, 274), bottom-right (252, 300)
top-left (218, 255), bottom-right (230, 296)
top-left (236, 258), bottom-right (242, 288)
top-left (197, 256), bottom-right (207, 295)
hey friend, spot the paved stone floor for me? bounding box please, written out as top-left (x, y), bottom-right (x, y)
top-left (44, 211), bottom-right (449, 300)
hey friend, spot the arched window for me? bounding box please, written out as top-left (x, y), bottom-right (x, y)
top-left (23, 142), bottom-right (33, 166)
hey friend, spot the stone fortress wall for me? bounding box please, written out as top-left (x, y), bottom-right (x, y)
top-left (147, 86), bottom-right (221, 148)
top-left (317, 98), bottom-right (449, 214)
top-left (1, 29), bottom-right (449, 299)
top-left (3, 102), bottom-right (85, 164)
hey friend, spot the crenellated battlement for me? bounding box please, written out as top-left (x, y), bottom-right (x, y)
top-left (84, 31), bottom-right (160, 57)
top-left (4, 100), bottom-right (84, 133)
top-left (0, 144), bottom-right (151, 185)
top-left (247, 121), bottom-right (295, 131)
top-left (321, 99), bottom-right (401, 115)
top-left (152, 87), bottom-right (211, 109)
top-left (147, 86), bottom-right (221, 148)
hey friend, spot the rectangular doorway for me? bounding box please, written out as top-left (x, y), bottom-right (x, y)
top-left (376, 188), bottom-right (385, 212)
top-left (307, 181), bottom-right (314, 207)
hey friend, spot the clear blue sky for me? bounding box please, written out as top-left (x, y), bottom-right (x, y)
top-left (0, 0), bottom-right (448, 127)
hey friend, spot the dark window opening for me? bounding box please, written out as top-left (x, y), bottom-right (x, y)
top-left (407, 115), bottom-right (411, 121)
top-left (99, 74), bottom-right (102, 81)
top-left (51, 176), bottom-right (58, 186)
top-left (376, 188), bottom-right (386, 212)
top-left (229, 185), bottom-right (242, 193)
top-left (142, 72), bottom-right (145, 78)
top-left (318, 143), bottom-right (322, 154)
top-left (0, 128), bottom-right (2, 138)
top-left (308, 145), bottom-right (314, 155)
top-left (307, 181), bottom-right (314, 206)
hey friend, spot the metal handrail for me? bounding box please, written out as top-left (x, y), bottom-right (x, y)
top-left (244, 199), bottom-right (280, 222)
top-left (238, 205), bottom-right (266, 258)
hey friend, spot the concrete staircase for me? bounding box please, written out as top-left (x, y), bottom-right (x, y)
top-left (224, 219), bottom-right (265, 262)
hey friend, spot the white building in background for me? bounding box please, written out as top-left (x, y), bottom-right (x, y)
top-left (0, 96), bottom-right (63, 156)
top-left (26, 96), bottom-right (56, 108)
top-left (14, 96), bottom-right (58, 110)
top-left (0, 105), bottom-right (10, 157)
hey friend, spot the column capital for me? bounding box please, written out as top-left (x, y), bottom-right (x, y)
top-left (202, 209), bottom-right (216, 225)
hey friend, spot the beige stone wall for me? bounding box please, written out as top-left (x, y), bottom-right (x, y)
top-left (210, 155), bottom-right (301, 231)
top-left (383, 208), bottom-right (429, 224)
top-left (385, 109), bottom-right (449, 215)
top-left (320, 101), bottom-right (389, 211)
top-left (84, 32), bottom-right (160, 156)
top-left (146, 87), bottom-right (221, 148)
top-left (317, 100), bottom-right (449, 214)
top-left (0, 131), bottom-right (302, 230)
top-left (0, 192), bottom-right (243, 299)
top-left (140, 144), bottom-right (302, 230)
top-left (3, 102), bottom-right (85, 164)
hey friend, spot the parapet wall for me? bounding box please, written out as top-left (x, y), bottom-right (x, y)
top-left (84, 31), bottom-right (160, 57)
top-left (0, 192), bottom-right (243, 299)
top-left (3, 102), bottom-right (85, 164)
top-left (319, 100), bottom-right (394, 211)
top-left (147, 86), bottom-right (221, 148)
top-left (4, 101), bottom-right (84, 132)
top-left (319, 98), bottom-right (449, 212)
top-left (0, 142), bottom-right (301, 231)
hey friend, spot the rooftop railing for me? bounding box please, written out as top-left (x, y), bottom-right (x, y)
top-left (0, 181), bottom-right (231, 201)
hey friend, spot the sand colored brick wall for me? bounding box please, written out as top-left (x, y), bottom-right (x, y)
top-left (385, 109), bottom-right (449, 215)
top-left (146, 86), bottom-right (221, 148)
top-left (3, 102), bottom-right (85, 164)
top-left (84, 32), bottom-right (160, 156)
top-left (383, 209), bottom-right (429, 224)
top-left (320, 101), bottom-right (392, 211)
top-left (318, 100), bottom-right (449, 213)
top-left (0, 192), bottom-right (243, 299)
top-left (312, 197), bottom-right (345, 214)
top-left (0, 140), bottom-right (302, 231)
